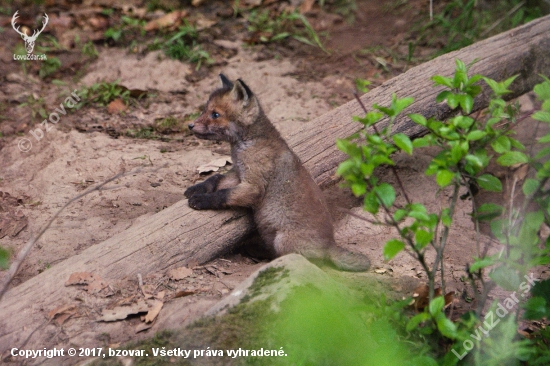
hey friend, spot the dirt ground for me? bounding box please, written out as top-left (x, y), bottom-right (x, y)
top-left (0, 0), bottom-right (548, 364)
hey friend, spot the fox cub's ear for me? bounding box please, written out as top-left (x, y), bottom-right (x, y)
top-left (219, 74), bottom-right (234, 89)
top-left (231, 79), bottom-right (254, 106)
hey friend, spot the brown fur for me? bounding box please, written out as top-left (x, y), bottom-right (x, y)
top-left (185, 74), bottom-right (370, 271)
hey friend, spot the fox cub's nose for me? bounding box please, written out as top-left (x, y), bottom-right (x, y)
top-left (188, 123), bottom-right (194, 130)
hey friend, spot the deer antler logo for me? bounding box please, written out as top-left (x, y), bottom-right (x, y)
top-left (11, 11), bottom-right (49, 54)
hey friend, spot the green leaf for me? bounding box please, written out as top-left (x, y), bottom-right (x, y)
top-left (522, 178), bottom-right (539, 196)
top-left (0, 246), bottom-right (9, 270)
top-left (523, 297), bottom-right (548, 320)
top-left (538, 134), bottom-right (550, 143)
top-left (532, 110), bottom-right (550, 123)
top-left (466, 130), bottom-right (486, 141)
top-left (351, 182), bottom-right (366, 196)
top-left (441, 208), bottom-right (452, 227)
top-left (436, 169), bottom-right (455, 187)
top-left (490, 266), bottom-right (522, 291)
top-left (497, 151), bottom-right (529, 166)
top-left (432, 75), bottom-right (453, 88)
top-left (383, 239), bottom-right (405, 260)
top-left (429, 296), bottom-right (445, 316)
top-left (476, 174), bottom-right (502, 192)
top-left (412, 136), bottom-right (432, 148)
top-left (408, 113), bottom-right (427, 126)
top-left (406, 312), bottom-right (431, 332)
top-left (393, 209), bottom-right (407, 222)
top-left (446, 93), bottom-right (459, 109)
top-left (415, 229), bottom-right (433, 248)
top-left (460, 94), bottom-right (474, 114)
top-left (393, 133), bottom-right (413, 155)
top-left (469, 257), bottom-right (494, 272)
top-left (395, 96), bottom-right (414, 113)
top-left (436, 315), bottom-right (457, 339)
top-left (453, 116), bottom-right (474, 129)
top-left (491, 135), bottom-right (511, 153)
top-left (375, 183), bottom-right (396, 208)
top-left (364, 191), bottom-right (379, 214)
top-left (475, 203), bottom-right (504, 221)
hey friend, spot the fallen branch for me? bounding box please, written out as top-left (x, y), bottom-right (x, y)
top-left (1, 14), bottom-right (550, 353)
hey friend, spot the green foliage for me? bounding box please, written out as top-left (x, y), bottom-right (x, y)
top-left (0, 246), bottom-right (9, 270)
top-left (104, 15), bottom-right (146, 44)
top-left (18, 94), bottom-right (47, 121)
top-left (81, 41), bottom-right (99, 59)
top-left (39, 56), bottom-right (61, 79)
top-left (162, 23), bottom-right (213, 70)
top-left (246, 9), bottom-right (327, 53)
top-left (338, 59), bottom-right (550, 363)
top-left (419, 0), bottom-right (543, 55)
top-left (75, 80), bottom-right (130, 109)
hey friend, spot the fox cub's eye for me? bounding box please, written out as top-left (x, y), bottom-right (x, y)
top-left (211, 111), bottom-right (220, 119)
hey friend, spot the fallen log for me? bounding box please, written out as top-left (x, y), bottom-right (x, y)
top-left (1, 14), bottom-right (550, 354)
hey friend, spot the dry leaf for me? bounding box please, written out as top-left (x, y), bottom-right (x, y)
top-left (300, 0), bottom-right (315, 13)
top-left (168, 266), bottom-right (193, 280)
top-left (66, 272), bottom-right (95, 286)
top-left (107, 99), bottom-right (127, 114)
top-left (48, 304), bottom-right (76, 321)
top-left (65, 272), bottom-right (108, 294)
top-left (197, 157), bottom-right (232, 174)
top-left (156, 291), bottom-right (166, 300)
top-left (145, 300), bottom-right (163, 323)
top-left (48, 304), bottom-right (77, 326)
top-left (144, 10), bottom-right (187, 32)
top-left (98, 300), bottom-right (149, 322)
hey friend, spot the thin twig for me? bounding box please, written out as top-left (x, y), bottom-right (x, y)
top-left (0, 162), bottom-right (168, 302)
top-left (336, 206), bottom-right (389, 226)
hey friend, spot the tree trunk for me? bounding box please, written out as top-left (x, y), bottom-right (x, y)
top-left (1, 14), bottom-right (550, 354)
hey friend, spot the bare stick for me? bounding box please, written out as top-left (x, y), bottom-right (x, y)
top-left (0, 163), bottom-right (168, 302)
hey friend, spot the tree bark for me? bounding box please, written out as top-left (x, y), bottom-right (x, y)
top-left (1, 14), bottom-right (550, 354)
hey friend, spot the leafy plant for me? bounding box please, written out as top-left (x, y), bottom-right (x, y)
top-left (39, 56), bottom-right (61, 79)
top-left (163, 23), bottom-right (213, 70)
top-left (0, 246), bottom-right (9, 270)
top-left (18, 94), bottom-right (47, 120)
top-left (247, 9), bottom-right (328, 53)
top-left (337, 60), bottom-right (550, 362)
top-left (419, 0), bottom-right (543, 54)
top-left (81, 41), bottom-right (99, 59)
top-left (75, 80), bottom-right (131, 109)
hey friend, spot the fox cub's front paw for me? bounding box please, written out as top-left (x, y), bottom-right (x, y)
top-left (184, 183), bottom-right (208, 199)
top-left (188, 194), bottom-right (213, 210)
top-left (188, 190), bottom-right (228, 210)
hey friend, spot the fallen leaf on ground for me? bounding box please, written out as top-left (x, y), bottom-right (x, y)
top-left (107, 99), bottom-right (127, 114)
top-left (48, 304), bottom-right (76, 321)
top-left (300, 0), bottom-right (315, 13)
top-left (145, 300), bottom-right (163, 323)
top-left (197, 157), bottom-right (232, 174)
top-left (65, 272), bottom-right (109, 294)
top-left (168, 266), bottom-right (193, 280)
top-left (98, 299), bottom-right (149, 322)
top-left (144, 10), bottom-right (187, 31)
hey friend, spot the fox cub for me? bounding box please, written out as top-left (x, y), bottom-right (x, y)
top-left (185, 74), bottom-right (370, 271)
